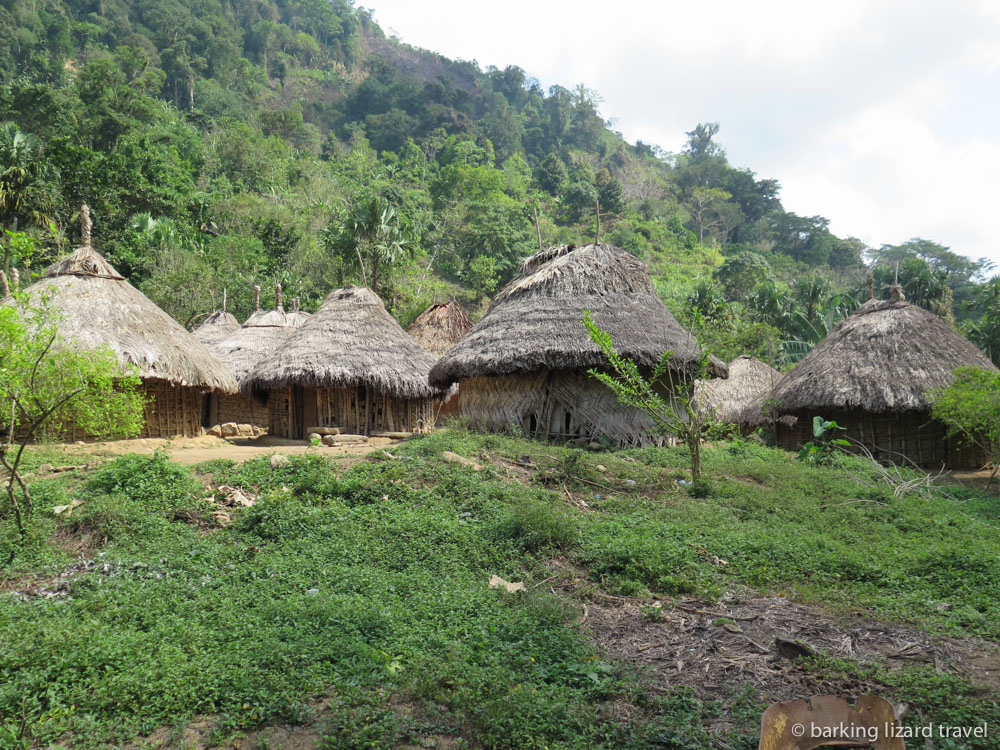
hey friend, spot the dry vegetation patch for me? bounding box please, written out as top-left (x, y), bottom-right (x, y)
top-left (582, 590), bottom-right (1000, 704)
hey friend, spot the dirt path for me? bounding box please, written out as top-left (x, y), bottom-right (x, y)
top-left (55, 434), bottom-right (400, 466)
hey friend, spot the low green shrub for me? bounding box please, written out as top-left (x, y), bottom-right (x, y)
top-left (215, 454), bottom-right (341, 502)
top-left (86, 452), bottom-right (201, 510)
top-left (487, 499), bottom-right (579, 553)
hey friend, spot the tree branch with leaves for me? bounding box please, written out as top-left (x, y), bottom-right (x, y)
top-left (0, 296), bottom-right (145, 543)
top-left (583, 311), bottom-right (716, 482)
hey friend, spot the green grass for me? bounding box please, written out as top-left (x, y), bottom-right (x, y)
top-left (1, 431), bottom-right (998, 748)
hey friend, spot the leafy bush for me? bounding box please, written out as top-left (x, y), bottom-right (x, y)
top-left (215, 454), bottom-right (341, 502)
top-left (487, 499), bottom-right (579, 553)
top-left (232, 495), bottom-right (327, 541)
top-left (86, 452), bottom-right (201, 510)
top-left (577, 518), bottom-right (720, 597)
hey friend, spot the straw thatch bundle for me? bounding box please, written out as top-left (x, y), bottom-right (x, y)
top-left (695, 355), bottom-right (781, 424)
top-left (248, 286), bottom-right (442, 399)
top-left (193, 310), bottom-right (240, 347)
top-left (9, 214), bottom-right (235, 393)
top-left (407, 300), bottom-right (474, 357)
top-left (746, 286), bottom-right (998, 467)
top-left (430, 243), bottom-right (724, 387)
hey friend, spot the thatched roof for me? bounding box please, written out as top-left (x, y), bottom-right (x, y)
top-left (407, 300), bottom-right (474, 357)
top-left (246, 286), bottom-right (442, 399)
top-left (193, 310), bottom-right (240, 347)
top-left (695, 355), bottom-right (781, 424)
top-left (285, 297), bottom-right (311, 327)
top-left (429, 243), bottom-right (724, 387)
top-left (212, 288), bottom-right (305, 387)
top-left (747, 287), bottom-right (997, 422)
top-left (6, 210), bottom-right (235, 392)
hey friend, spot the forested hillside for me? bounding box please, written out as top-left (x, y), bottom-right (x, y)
top-left (2, 0), bottom-right (999, 365)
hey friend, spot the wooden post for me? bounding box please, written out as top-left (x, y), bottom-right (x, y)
top-left (533, 204), bottom-right (542, 251)
top-left (80, 204), bottom-right (92, 248)
top-left (595, 199), bottom-right (601, 244)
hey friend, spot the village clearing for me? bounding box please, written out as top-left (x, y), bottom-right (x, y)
top-left (2, 430), bottom-right (999, 749)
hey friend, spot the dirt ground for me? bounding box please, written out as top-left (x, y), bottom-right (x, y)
top-left (571, 576), bottom-right (1000, 704)
top-left (56, 433), bottom-right (400, 466)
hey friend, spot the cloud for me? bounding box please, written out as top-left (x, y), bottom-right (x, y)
top-left (369, 0), bottom-right (1000, 262)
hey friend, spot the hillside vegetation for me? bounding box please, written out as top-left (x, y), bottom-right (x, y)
top-left (4, 0), bottom-right (1000, 364)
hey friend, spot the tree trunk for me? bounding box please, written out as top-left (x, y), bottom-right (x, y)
top-left (688, 434), bottom-right (702, 482)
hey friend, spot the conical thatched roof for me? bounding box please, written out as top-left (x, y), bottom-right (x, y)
top-left (7, 211), bottom-right (235, 392)
top-left (429, 243), bottom-right (724, 388)
top-left (246, 286), bottom-right (442, 399)
top-left (193, 310), bottom-right (240, 347)
top-left (695, 355), bottom-right (781, 423)
top-left (213, 288), bottom-right (305, 387)
top-left (407, 300), bottom-right (474, 357)
top-left (284, 297), bottom-right (311, 327)
top-left (751, 288), bottom-right (997, 420)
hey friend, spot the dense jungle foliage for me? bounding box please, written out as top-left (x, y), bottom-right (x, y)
top-left (2, 0), bottom-right (1000, 365)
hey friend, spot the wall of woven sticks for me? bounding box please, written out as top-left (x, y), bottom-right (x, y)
top-left (777, 408), bottom-right (990, 468)
top-left (313, 386), bottom-right (434, 436)
top-left (139, 382), bottom-right (203, 438)
top-left (215, 393), bottom-right (269, 429)
top-left (457, 369), bottom-right (671, 447)
top-left (267, 385), bottom-right (435, 438)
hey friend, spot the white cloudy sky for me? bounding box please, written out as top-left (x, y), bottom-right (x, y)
top-left (366, 0), bottom-right (1000, 267)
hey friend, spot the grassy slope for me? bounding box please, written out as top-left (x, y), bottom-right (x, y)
top-left (1, 432), bottom-right (998, 748)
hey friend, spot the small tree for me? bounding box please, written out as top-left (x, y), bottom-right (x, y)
top-left (930, 366), bottom-right (1000, 483)
top-left (0, 295), bottom-right (145, 536)
top-left (583, 311), bottom-right (716, 481)
top-left (322, 193), bottom-right (416, 299)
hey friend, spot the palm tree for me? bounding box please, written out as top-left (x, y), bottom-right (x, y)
top-left (0, 123), bottom-right (58, 231)
top-left (744, 281), bottom-right (794, 331)
top-left (791, 273), bottom-right (832, 323)
top-left (323, 193), bottom-right (415, 297)
top-left (963, 276), bottom-right (1000, 366)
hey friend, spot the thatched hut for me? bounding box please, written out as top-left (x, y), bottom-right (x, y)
top-left (429, 243), bottom-right (726, 447)
top-left (193, 309), bottom-right (240, 347)
top-left (5, 206), bottom-right (236, 438)
top-left (209, 284), bottom-right (304, 433)
top-left (407, 300), bottom-right (474, 420)
top-left (695, 355), bottom-right (781, 427)
top-left (408, 300), bottom-right (474, 357)
top-left (750, 286), bottom-right (998, 467)
top-left (246, 286), bottom-right (442, 438)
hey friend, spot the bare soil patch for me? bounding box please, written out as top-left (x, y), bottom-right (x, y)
top-left (580, 588), bottom-right (1000, 704)
top-left (127, 696), bottom-right (463, 750)
top-left (129, 700), bottom-right (331, 750)
top-left (55, 434), bottom-right (398, 466)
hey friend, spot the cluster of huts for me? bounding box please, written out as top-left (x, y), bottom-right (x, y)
top-left (2, 205), bottom-right (995, 469)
